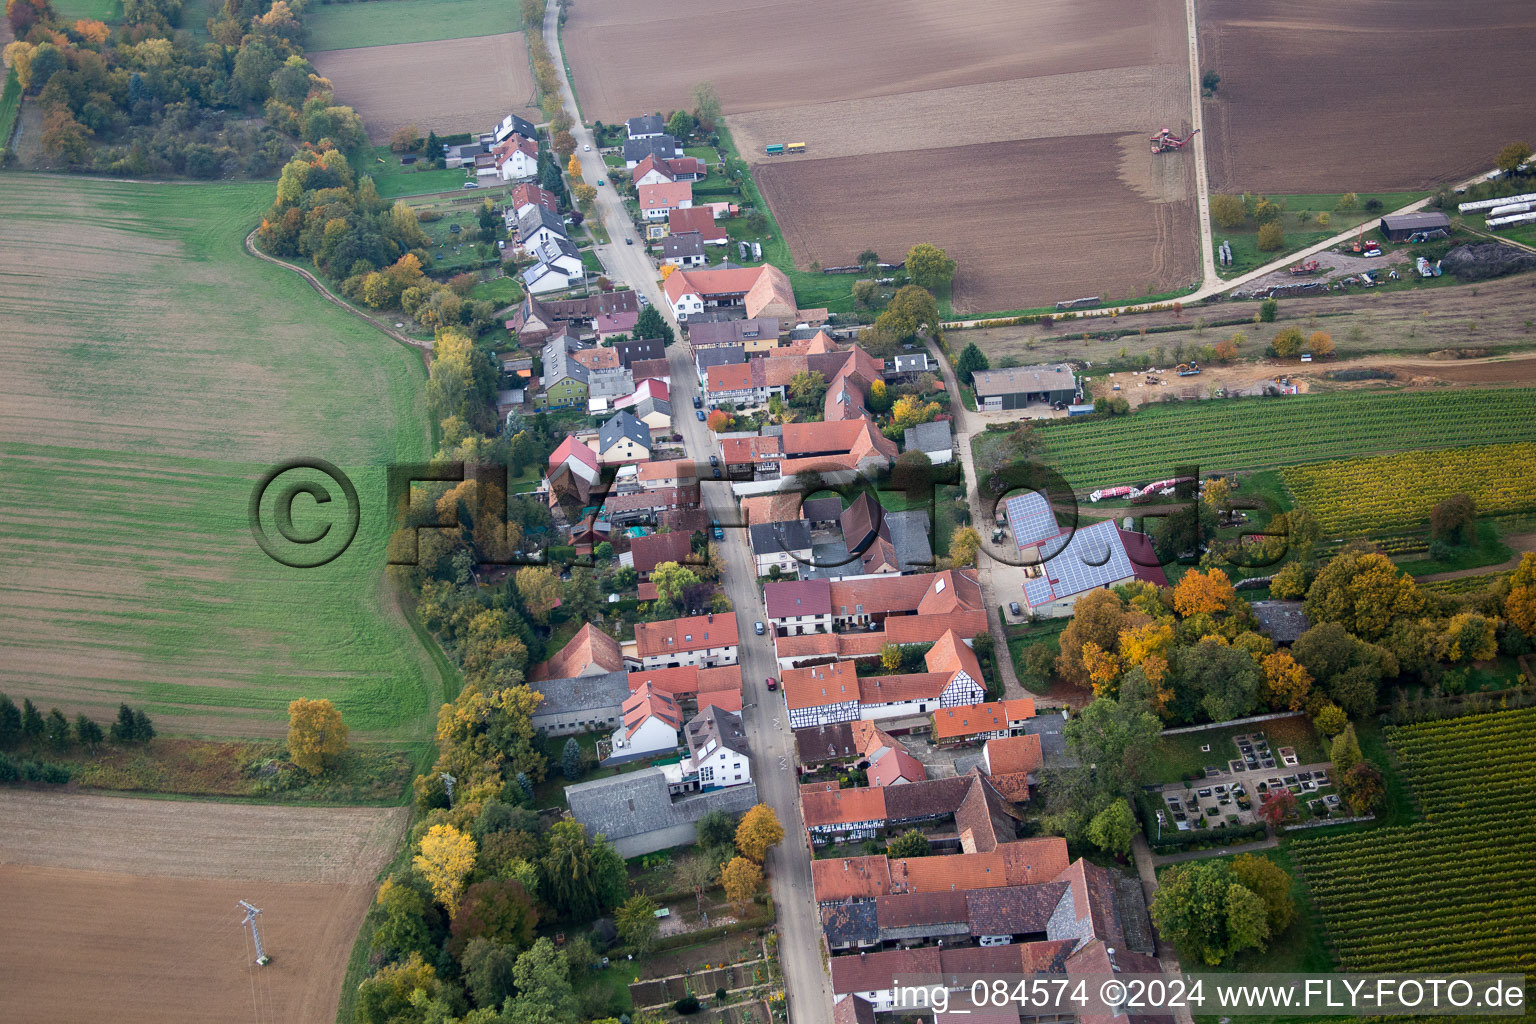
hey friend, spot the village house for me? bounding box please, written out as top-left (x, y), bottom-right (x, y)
top-left (668, 205), bottom-right (728, 244)
top-left (545, 434), bottom-right (603, 509)
top-left (632, 613), bottom-right (740, 670)
top-left (627, 663), bottom-right (744, 714)
top-left (661, 705), bottom-right (751, 793)
top-left (493, 113), bottom-right (538, 144)
top-left (606, 682), bottom-right (683, 763)
top-left (566, 766), bottom-right (759, 857)
top-left (902, 419), bottom-right (954, 466)
top-left (632, 153), bottom-right (707, 186)
top-left (623, 134), bottom-right (683, 168)
top-left (660, 230), bottom-right (707, 267)
top-left (1003, 491), bottom-right (1166, 617)
top-left (509, 182), bottom-right (560, 219)
top-left (516, 205), bottom-right (568, 250)
top-left (628, 529), bottom-right (697, 579)
top-left (612, 378), bottom-right (671, 438)
top-left (687, 317), bottom-right (780, 352)
top-left (597, 410), bottom-right (652, 464)
top-left (664, 264), bottom-right (798, 322)
top-left (639, 180), bottom-right (694, 221)
top-left (602, 485), bottom-right (700, 528)
top-left (971, 363), bottom-right (1078, 411)
top-left (782, 628), bottom-right (986, 729)
top-left (719, 434), bottom-right (782, 481)
top-left (749, 520), bottom-right (814, 577)
top-left (492, 133), bottom-right (539, 181)
top-left (931, 698), bottom-right (1037, 748)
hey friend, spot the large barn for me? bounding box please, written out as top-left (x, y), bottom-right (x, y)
top-left (971, 363), bottom-right (1078, 411)
top-left (1379, 211), bottom-right (1450, 242)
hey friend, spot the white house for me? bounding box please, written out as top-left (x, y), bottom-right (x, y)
top-left (763, 578), bottom-right (834, 636)
top-left (626, 114), bottom-right (666, 140)
top-left (523, 261), bottom-right (580, 296)
top-left (661, 705), bottom-right (751, 793)
top-left (750, 521), bottom-right (813, 578)
top-left (521, 236), bottom-right (585, 295)
top-left (609, 683), bottom-right (682, 762)
top-left (493, 113), bottom-right (537, 144)
top-left (517, 206), bottom-right (568, 250)
top-left (597, 409), bottom-right (652, 465)
top-left (632, 614), bottom-right (740, 671)
top-left (638, 181), bottom-right (693, 221)
top-left (493, 134), bottom-right (539, 182)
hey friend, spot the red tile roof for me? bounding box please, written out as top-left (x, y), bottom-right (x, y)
top-left (697, 689), bottom-right (744, 712)
top-left (719, 434), bottom-right (783, 466)
top-left (548, 435), bottom-right (599, 471)
top-left (856, 672), bottom-right (951, 705)
top-left (622, 682), bottom-right (682, 737)
top-left (984, 734), bottom-right (1043, 776)
top-left (627, 664), bottom-right (742, 699)
top-left (630, 154), bottom-right (673, 183)
top-left (668, 205), bottom-right (726, 243)
top-left (874, 889), bottom-right (969, 929)
top-left (829, 947), bottom-right (940, 995)
top-left (764, 578), bottom-right (832, 620)
top-left (706, 362), bottom-right (754, 393)
top-left (925, 628), bottom-right (986, 680)
top-left (801, 782), bottom-right (888, 828)
top-left (530, 623), bottom-right (623, 681)
top-left (867, 746), bottom-right (926, 786)
top-left (812, 854), bottom-right (893, 903)
top-left (637, 458), bottom-right (696, 483)
top-left (633, 613), bottom-right (739, 658)
top-left (638, 180), bottom-right (693, 212)
top-left (932, 702), bottom-right (1010, 741)
top-left (782, 660), bottom-right (859, 710)
top-left (512, 183), bottom-right (559, 213)
top-left (740, 493), bottom-right (803, 526)
top-left (772, 610), bottom-right (990, 661)
top-left (572, 347), bottom-right (621, 370)
top-left (629, 357), bottom-right (672, 382)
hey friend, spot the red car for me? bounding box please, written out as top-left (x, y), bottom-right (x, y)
top-left (765, 677), bottom-right (778, 692)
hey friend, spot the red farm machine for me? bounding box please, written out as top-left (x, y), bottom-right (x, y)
top-left (1289, 259), bottom-right (1321, 275)
top-left (1150, 127), bottom-right (1200, 153)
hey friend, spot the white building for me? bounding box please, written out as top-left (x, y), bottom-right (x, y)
top-left (493, 134), bottom-right (540, 182)
top-left (632, 613), bottom-right (740, 671)
top-left (662, 705), bottom-right (751, 793)
top-left (609, 683), bottom-right (682, 762)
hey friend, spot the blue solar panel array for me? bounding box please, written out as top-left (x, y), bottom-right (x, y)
top-left (1023, 520), bottom-right (1136, 607)
top-left (1004, 491), bottom-right (1063, 547)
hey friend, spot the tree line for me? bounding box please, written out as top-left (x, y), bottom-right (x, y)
top-left (4, 0), bottom-right (356, 176)
top-left (0, 695), bottom-right (155, 784)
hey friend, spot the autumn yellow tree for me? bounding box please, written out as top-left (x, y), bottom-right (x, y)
top-left (515, 566), bottom-right (560, 624)
top-left (880, 642), bottom-right (901, 673)
top-left (890, 395), bottom-right (940, 430)
top-left (950, 526), bottom-right (981, 568)
top-left (567, 153), bottom-right (582, 177)
top-left (659, 263), bottom-right (677, 281)
top-left (1203, 478), bottom-right (1232, 517)
top-left (1260, 651), bottom-right (1313, 711)
top-left (1307, 332), bottom-right (1334, 357)
top-left (1056, 589), bottom-right (1139, 687)
top-left (1119, 621), bottom-right (1174, 683)
top-left (735, 804), bottom-right (784, 863)
top-left (286, 698), bottom-right (350, 775)
top-left (720, 856), bottom-right (765, 912)
top-left (1081, 641), bottom-right (1124, 698)
top-left (1503, 553), bottom-right (1536, 635)
top-left (572, 183), bottom-right (597, 209)
top-left (414, 824), bottom-right (477, 918)
top-left (1172, 568), bottom-right (1237, 617)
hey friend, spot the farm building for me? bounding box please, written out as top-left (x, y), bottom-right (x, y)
top-left (971, 364), bottom-right (1077, 410)
top-left (566, 767), bottom-right (760, 857)
top-left (1004, 492), bottom-right (1165, 617)
top-left (1379, 211), bottom-right (1451, 242)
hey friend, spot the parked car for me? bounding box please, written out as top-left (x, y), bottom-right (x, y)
top-left (695, 409), bottom-right (706, 421)
top-left (638, 295), bottom-right (649, 306)
top-left (709, 455), bottom-right (719, 466)
top-left (1009, 601), bottom-right (1022, 617)
top-left (765, 677), bottom-right (778, 691)
top-left (711, 522), bottom-right (724, 540)
top-left (583, 144), bottom-right (591, 151)
top-left (692, 396), bottom-right (702, 409)
top-left (625, 237), bottom-right (633, 245)
top-left (711, 467), bottom-right (721, 478)
top-left (461, 181), bottom-right (479, 189)
top-left (754, 621), bottom-right (765, 636)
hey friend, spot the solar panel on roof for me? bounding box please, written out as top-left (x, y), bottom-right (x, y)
top-left (1003, 492), bottom-right (1064, 548)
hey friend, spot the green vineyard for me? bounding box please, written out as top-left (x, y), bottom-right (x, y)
top-left (1283, 443), bottom-right (1536, 535)
top-left (1289, 708), bottom-right (1536, 974)
top-left (1032, 389), bottom-right (1536, 490)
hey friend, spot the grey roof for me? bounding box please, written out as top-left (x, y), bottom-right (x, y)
top-left (695, 345), bottom-right (745, 373)
top-left (623, 135), bottom-right (681, 164)
top-left (626, 114), bottom-right (666, 137)
top-left (687, 317), bottom-right (780, 346)
top-left (1251, 600), bottom-right (1310, 643)
top-left (530, 669), bottom-right (629, 717)
top-left (884, 509), bottom-right (933, 572)
top-left (801, 496), bottom-right (844, 523)
top-left (903, 419), bottom-right (953, 455)
top-left (493, 113), bottom-right (537, 141)
top-left (600, 409), bottom-right (650, 451)
top-left (518, 205), bottom-right (567, 243)
top-left (662, 230), bottom-right (706, 259)
top-left (566, 766), bottom-right (759, 842)
top-left (891, 352), bottom-right (933, 373)
top-left (523, 262), bottom-right (575, 289)
top-left (631, 394), bottom-right (671, 420)
top-left (1381, 211), bottom-right (1451, 230)
top-left (685, 705), bottom-right (749, 760)
top-left (588, 366), bottom-right (636, 400)
top-left (795, 722), bottom-right (857, 763)
top-left (542, 335), bottom-right (588, 388)
top-left (534, 235), bottom-right (582, 264)
top-left (612, 336), bottom-right (666, 366)
top-left (971, 362), bottom-right (1075, 398)
top-left (821, 902), bottom-right (878, 946)
top-left (749, 520), bottom-right (813, 555)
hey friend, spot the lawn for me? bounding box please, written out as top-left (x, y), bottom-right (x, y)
top-left (305, 0), bottom-right (520, 51)
top-left (0, 70), bottom-right (19, 160)
top-left (48, 0), bottom-right (120, 19)
top-left (357, 146), bottom-right (473, 198)
top-left (0, 176), bottom-right (442, 741)
top-left (1145, 715), bottom-right (1325, 784)
top-left (468, 274), bottom-right (523, 307)
top-left (1211, 192), bottom-right (1429, 279)
top-left (1032, 388), bottom-right (1536, 491)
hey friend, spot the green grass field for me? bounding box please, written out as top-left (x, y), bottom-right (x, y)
top-left (1212, 192), bottom-right (1428, 278)
top-left (0, 176), bottom-right (441, 741)
top-left (305, 0), bottom-right (520, 51)
top-left (0, 70), bottom-right (20, 160)
top-left (358, 147), bottom-right (473, 199)
top-left (49, 0), bottom-right (121, 19)
top-left (1032, 389), bottom-right (1536, 490)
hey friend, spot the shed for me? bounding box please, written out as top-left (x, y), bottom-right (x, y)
top-left (1379, 211), bottom-right (1450, 242)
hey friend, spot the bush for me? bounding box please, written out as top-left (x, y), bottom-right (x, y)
top-left (1259, 299), bottom-right (1278, 322)
top-left (674, 995), bottom-right (701, 1014)
top-left (1256, 221), bottom-right (1285, 251)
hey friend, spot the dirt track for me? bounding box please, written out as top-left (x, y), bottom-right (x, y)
top-left (0, 791), bottom-right (405, 1024)
top-left (758, 135), bottom-right (1199, 315)
top-left (1199, 0), bottom-right (1536, 193)
top-left (313, 33), bottom-right (538, 143)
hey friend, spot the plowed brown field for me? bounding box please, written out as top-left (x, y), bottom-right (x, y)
top-left (313, 33), bottom-right (538, 144)
top-left (758, 136), bottom-right (1200, 316)
top-left (0, 790), bottom-right (405, 1024)
top-left (1199, 0), bottom-right (1536, 193)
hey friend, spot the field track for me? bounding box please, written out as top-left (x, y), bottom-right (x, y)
top-left (314, 33), bottom-right (538, 144)
top-left (0, 790), bottom-right (405, 1024)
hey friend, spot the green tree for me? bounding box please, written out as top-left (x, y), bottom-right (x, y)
top-left (561, 737), bottom-right (584, 782)
top-left (905, 242), bottom-right (956, 290)
top-left (461, 937), bottom-right (519, 1010)
top-left (1496, 141), bottom-right (1533, 176)
top-left (504, 937), bottom-right (579, 1024)
top-left (891, 449), bottom-right (934, 499)
top-left (1149, 861), bottom-right (1269, 965)
top-left (0, 695), bottom-right (20, 748)
top-left (1085, 798), bottom-right (1137, 858)
top-left (691, 81), bottom-right (722, 132)
top-left (1256, 221), bottom-right (1284, 251)
top-left (954, 342), bottom-right (989, 386)
top-left (1019, 643), bottom-right (1057, 688)
top-left (886, 829), bottom-right (930, 858)
top-left (696, 809), bottom-right (737, 849)
top-left (1181, 637), bottom-right (1262, 722)
top-left (73, 713), bottom-right (103, 750)
top-left (1201, 69), bottom-right (1221, 93)
top-left (353, 953), bottom-right (450, 1024)
top-left (652, 561), bottom-right (701, 608)
top-left (1269, 561), bottom-right (1307, 600)
top-left (667, 109), bottom-right (695, 139)
top-left (1304, 549), bottom-right (1423, 641)
top-left (886, 284), bottom-right (940, 339)
top-left (720, 855), bottom-right (765, 911)
top-left (21, 698), bottom-right (45, 740)
top-left (1225, 882), bottom-right (1272, 953)
top-left (1329, 722), bottom-right (1363, 775)
top-left (451, 879), bottom-right (539, 958)
top-left (1210, 194), bottom-right (1245, 228)
top-left (371, 876), bottom-right (438, 963)
top-left (516, 771), bottom-right (535, 805)
top-left (635, 305), bottom-right (675, 345)
top-left (1271, 326), bottom-right (1305, 358)
top-left (43, 708), bottom-right (70, 751)
top-left (615, 892), bottom-right (660, 953)
top-left (1429, 493), bottom-right (1477, 547)
top-left (1229, 853), bottom-right (1296, 936)
top-left (1311, 701), bottom-right (1348, 738)
top-left (788, 370), bottom-right (828, 407)
top-left (1259, 298), bottom-right (1278, 322)
top-left (562, 567), bottom-right (605, 623)
top-left (950, 525), bottom-right (981, 568)
top-left (541, 818), bottom-right (625, 921)
top-left (1063, 697), bottom-right (1161, 794)
top-left (1341, 760), bottom-right (1384, 816)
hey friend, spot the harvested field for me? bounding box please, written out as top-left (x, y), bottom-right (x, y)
top-left (757, 136), bottom-right (1199, 316)
top-left (564, 0), bottom-right (1180, 123)
top-left (0, 177), bottom-right (437, 740)
top-left (1199, 0), bottom-right (1536, 193)
top-left (313, 33), bottom-right (537, 144)
top-left (0, 790), bottom-right (405, 1024)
